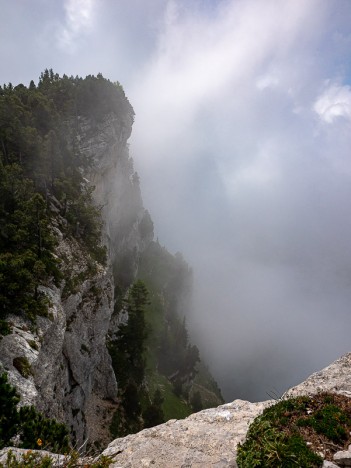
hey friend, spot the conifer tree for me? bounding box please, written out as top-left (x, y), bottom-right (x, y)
top-left (0, 373), bottom-right (20, 448)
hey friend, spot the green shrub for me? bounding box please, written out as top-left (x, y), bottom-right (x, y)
top-left (236, 416), bottom-right (322, 467)
top-left (0, 372), bottom-right (70, 454)
top-left (18, 406), bottom-right (69, 453)
top-left (0, 320), bottom-right (11, 337)
top-left (303, 404), bottom-right (349, 443)
top-left (13, 357), bottom-right (32, 378)
top-left (236, 393), bottom-right (351, 468)
top-left (27, 340), bottom-right (39, 351)
top-left (0, 373), bottom-right (20, 449)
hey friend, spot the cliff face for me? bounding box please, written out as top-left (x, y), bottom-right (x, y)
top-left (0, 105), bottom-right (147, 445)
top-left (75, 111), bottom-right (148, 256)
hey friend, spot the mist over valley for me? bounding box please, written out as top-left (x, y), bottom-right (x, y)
top-left (1, 0), bottom-right (351, 405)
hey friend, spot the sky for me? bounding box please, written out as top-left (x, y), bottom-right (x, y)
top-left (1, 0), bottom-right (351, 401)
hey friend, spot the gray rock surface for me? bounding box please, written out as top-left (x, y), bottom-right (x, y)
top-left (285, 353), bottom-right (351, 398)
top-left (0, 235), bottom-right (116, 445)
top-left (334, 445), bottom-right (351, 467)
top-left (103, 399), bottom-right (270, 467)
top-left (323, 461), bottom-right (340, 468)
top-left (102, 353), bottom-right (351, 467)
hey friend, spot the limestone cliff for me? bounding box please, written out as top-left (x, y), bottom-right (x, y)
top-left (0, 95), bottom-right (147, 445)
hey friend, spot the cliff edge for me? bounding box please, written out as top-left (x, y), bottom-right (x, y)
top-left (101, 353), bottom-right (351, 467)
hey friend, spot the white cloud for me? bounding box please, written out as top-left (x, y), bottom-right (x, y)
top-left (57, 0), bottom-right (95, 51)
top-left (314, 83), bottom-right (351, 123)
top-left (256, 73), bottom-right (280, 91)
top-left (130, 0), bottom-right (319, 168)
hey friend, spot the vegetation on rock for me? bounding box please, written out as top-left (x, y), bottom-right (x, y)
top-left (237, 392), bottom-right (351, 467)
top-left (1, 449), bottom-right (112, 467)
top-left (0, 70), bottom-right (127, 321)
top-left (0, 372), bottom-right (69, 453)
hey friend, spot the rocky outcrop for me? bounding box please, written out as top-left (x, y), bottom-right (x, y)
top-left (285, 353), bottom-right (351, 399)
top-left (101, 353), bottom-right (351, 467)
top-left (103, 400), bottom-right (269, 467)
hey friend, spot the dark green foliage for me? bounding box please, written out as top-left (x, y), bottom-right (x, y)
top-left (238, 419), bottom-right (322, 468)
top-left (0, 320), bottom-right (11, 336)
top-left (142, 389), bottom-right (165, 428)
top-left (0, 372), bottom-right (69, 453)
top-left (110, 280), bottom-right (149, 389)
top-left (0, 165), bottom-right (59, 320)
top-left (113, 239), bottom-right (224, 429)
top-left (113, 249), bottom-right (137, 290)
top-left (298, 404), bottom-right (349, 443)
top-left (237, 393), bottom-right (351, 468)
top-left (18, 406), bottom-right (69, 453)
top-left (123, 381), bottom-right (142, 422)
top-left (0, 373), bottom-right (20, 449)
top-left (109, 212), bottom-right (222, 435)
top-left (0, 71), bottom-right (123, 321)
top-left (237, 413), bottom-right (322, 467)
top-left (137, 241), bottom-right (201, 401)
top-left (109, 281), bottom-right (149, 437)
top-left (12, 356), bottom-right (32, 378)
top-left (190, 391), bottom-right (203, 412)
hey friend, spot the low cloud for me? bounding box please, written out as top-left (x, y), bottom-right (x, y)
top-left (129, 0), bottom-right (351, 400)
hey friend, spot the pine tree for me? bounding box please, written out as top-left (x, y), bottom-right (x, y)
top-left (0, 373), bottom-right (20, 448)
top-left (0, 372), bottom-right (70, 453)
top-left (142, 389), bottom-right (165, 428)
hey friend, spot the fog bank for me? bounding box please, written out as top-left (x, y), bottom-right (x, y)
top-left (2, 0), bottom-right (351, 401)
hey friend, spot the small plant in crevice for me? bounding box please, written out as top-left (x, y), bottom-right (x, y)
top-left (13, 356), bottom-right (32, 378)
top-left (80, 343), bottom-right (90, 354)
top-left (28, 339), bottom-right (39, 350)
